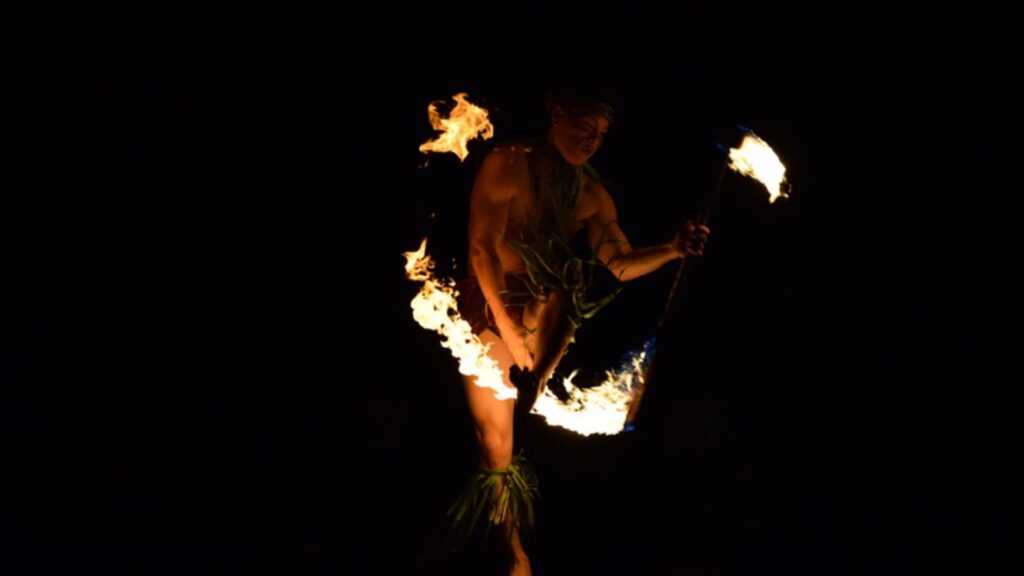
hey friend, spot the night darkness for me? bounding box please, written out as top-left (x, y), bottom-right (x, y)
top-left (6, 5), bottom-right (1014, 575)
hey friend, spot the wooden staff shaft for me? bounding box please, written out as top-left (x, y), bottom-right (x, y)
top-left (624, 157), bottom-right (729, 430)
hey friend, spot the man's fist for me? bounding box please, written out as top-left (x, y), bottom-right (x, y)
top-left (673, 220), bottom-right (710, 258)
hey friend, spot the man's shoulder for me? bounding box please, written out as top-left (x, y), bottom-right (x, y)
top-left (582, 168), bottom-right (610, 196)
top-left (479, 144), bottom-right (531, 185)
top-left (488, 143), bottom-right (533, 164)
top-left (579, 170), bottom-right (615, 218)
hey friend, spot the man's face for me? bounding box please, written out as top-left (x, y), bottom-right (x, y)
top-left (552, 110), bottom-right (610, 166)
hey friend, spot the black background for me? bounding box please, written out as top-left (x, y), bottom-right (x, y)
top-left (6, 4), bottom-right (1014, 575)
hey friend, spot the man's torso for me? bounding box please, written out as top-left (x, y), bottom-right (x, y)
top-left (489, 144), bottom-right (599, 272)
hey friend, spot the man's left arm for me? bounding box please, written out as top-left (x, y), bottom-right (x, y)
top-left (586, 183), bottom-right (708, 282)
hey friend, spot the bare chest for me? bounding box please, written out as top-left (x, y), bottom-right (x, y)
top-left (503, 167), bottom-right (596, 241)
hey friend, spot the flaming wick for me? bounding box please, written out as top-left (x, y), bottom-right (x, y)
top-left (531, 339), bottom-right (654, 436)
top-left (727, 128), bottom-right (790, 203)
top-left (418, 93), bottom-right (494, 161)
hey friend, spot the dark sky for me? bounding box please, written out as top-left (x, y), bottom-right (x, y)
top-left (6, 6), bottom-right (1013, 575)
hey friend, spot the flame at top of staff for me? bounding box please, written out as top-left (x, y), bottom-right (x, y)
top-left (728, 132), bottom-right (789, 203)
top-left (419, 93), bottom-right (494, 161)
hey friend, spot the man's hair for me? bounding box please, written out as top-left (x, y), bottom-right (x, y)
top-left (545, 93), bottom-right (615, 125)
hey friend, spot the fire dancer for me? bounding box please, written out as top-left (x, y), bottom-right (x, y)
top-left (450, 93), bottom-right (709, 574)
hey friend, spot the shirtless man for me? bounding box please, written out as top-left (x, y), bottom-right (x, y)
top-left (457, 95), bottom-right (708, 575)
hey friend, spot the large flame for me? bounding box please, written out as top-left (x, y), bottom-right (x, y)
top-left (418, 93), bottom-right (494, 161)
top-left (531, 342), bottom-right (652, 436)
top-left (403, 239), bottom-right (517, 401)
top-left (728, 133), bottom-right (789, 203)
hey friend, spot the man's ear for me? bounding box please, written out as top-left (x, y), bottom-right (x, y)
top-left (550, 105), bottom-right (566, 127)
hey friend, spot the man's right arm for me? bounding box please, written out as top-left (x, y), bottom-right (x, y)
top-left (468, 150), bottom-right (533, 369)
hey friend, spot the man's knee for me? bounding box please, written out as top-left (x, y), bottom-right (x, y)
top-left (478, 427), bottom-right (513, 468)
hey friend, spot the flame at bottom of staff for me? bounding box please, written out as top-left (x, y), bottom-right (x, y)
top-left (403, 239), bottom-right (517, 401)
top-left (531, 339), bottom-right (654, 436)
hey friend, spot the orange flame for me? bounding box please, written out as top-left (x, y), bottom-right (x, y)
top-left (728, 134), bottom-right (789, 203)
top-left (403, 239), bottom-right (517, 401)
top-left (418, 93), bottom-right (494, 161)
top-left (530, 347), bottom-right (649, 436)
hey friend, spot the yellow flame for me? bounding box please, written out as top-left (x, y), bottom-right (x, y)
top-left (418, 93), bottom-right (494, 161)
top-left (403, 239), bottom-right (517, 401)
top-left (530, 347), bottom-right (648, 436)
top-left (728, 134), bottom-right (789, 203)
